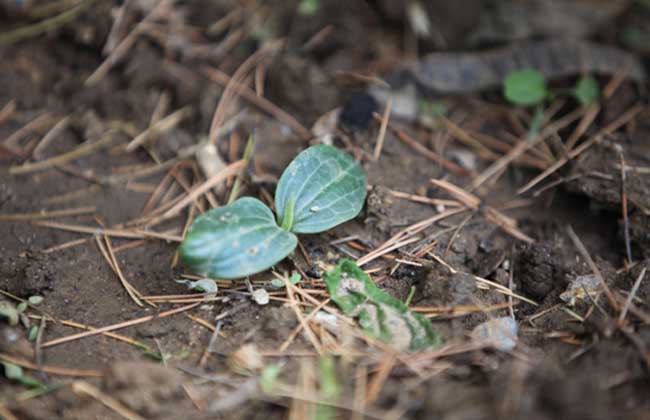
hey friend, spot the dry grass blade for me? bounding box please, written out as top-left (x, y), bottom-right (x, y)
top-left (202, 65), bottom-right (312, 141)
top-left (517, 104), bottom-right (642, 194)
top-left (373, 97), bottom-right (392, 160)
top-left (0, 0), bottom-right (96, 46)
top-left (9, 129), bottom-right (120, 175)
top-left (72, 381), bottom-right (147, 420)
top-left (278, 298), bottom-right (331, 352)
top-left (34, 220), bottom-right (183, 242)
top-left (0, 403), bottom-right (18, 420)
top-left (365, 353), bottom-right (396, 404)
top-left (281, 274), bottom-right (323, 355)
top-left (125, 107), bottom-right (191, 152)
top-left (0, 352), bottom-right (102, 377)
top-left (618, 267), bottom-right (646, 326)
top-left (42, 303), bottom-right (200, 348)
top-left (468, 107), bottom-right (585, 191)
top-left (376, 115), bottom-right (469, 176)
top-left (163, 159), bottom-right (245, 217)
top-left (32, 115), bottom-right (71, 159)
top-left (0, 206), bottom-right (95, 221)
top-left (94, 235), bottom-right (145, 307)
top-left (3, 112), bottom-right (53, 150)
top-left (619, 151), bottom-right (633, 264)
top-left (566, 226), bottom-right (619, 311)
top-left (85, 0), bottom-right (171, 86)
top-left (357, 207), bottom-right (466, 266)
top-left (431, 179), bottom-right (534, 243)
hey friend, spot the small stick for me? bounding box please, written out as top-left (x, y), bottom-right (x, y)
top-left (32, 115), bottom-right (71, 159)
top-left (372, 96), bottom-right (392, 161)
top-left (376, 115), bottom-right (469, 176)
top-left (125, 107), bottom-right (191, 152)
top-left (0, 352), bottom-right (102, 377)
top-left (95, 235), bottom-right (145, 307)
top-left (3, 112), bottom-right (53, 150)
top-left (618, 267), bottom-right (646, 326)
top-left (0, 99), bottom-right (16, 125)
top-left (163, 159), bottom-right (245, 217)
top-left (33, 220), bottom-right (183, 242)
top-left (0, 206), bottom-right (95, 221)
top-left (85, 1), bottom-right (170, 85)
top-left (202, 65), bottom-right (312, 141)
top-left (388, 190), bottom-right (461, 207)
top-left (10, 130), bottom-right (120, 175)
top-left (566, 226), bottom-right (619, 311)
top-left (28, 314), bottom-right (153, 351)
top-left (282, 274), bottom-right (323, 355)
top-left (0, 403), bottom-right (18, 420)
top-left (278, 298), bottom-right (331, 352)
top-left (42, 303), bottom-right (200, 348)
top-left (468, 107), bottom-right (585, 191)
top-left (365, 353), bottom-right (396, 404)
top-left (0, 0), bottom-right (96, 46)
top-left (72, 381), bottom-right (146, 420)
top-left (619, 150), bottom-right (633, 264)
top-left (517, 104), bottom-right (642, 194)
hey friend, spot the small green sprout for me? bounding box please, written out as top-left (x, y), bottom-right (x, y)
top-left (572, 76), bottom-right (600, 105)
top-left (298, 0), bottom-right (320, 16)
top-left (180, 145), bottom-right (367, 279)
top-left (504, 69), bottom-right (548, 106)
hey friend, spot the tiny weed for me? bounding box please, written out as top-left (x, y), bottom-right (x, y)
top-left (180, 145), bottom-right (366, 279)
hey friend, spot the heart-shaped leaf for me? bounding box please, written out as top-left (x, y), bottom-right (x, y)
top-left (275, 145), bottom-right (366, 234)
top-left (179, 197), bottom-right (297, 279)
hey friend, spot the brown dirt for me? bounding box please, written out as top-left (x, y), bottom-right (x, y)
top-left (1, 1), bottom-right (649, 419)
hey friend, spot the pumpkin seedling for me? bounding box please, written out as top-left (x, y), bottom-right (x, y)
top-left (180, 145), bottom-right (367, 279)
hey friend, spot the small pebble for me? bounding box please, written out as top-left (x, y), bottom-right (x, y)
top-left (471, 317), bottom-right (518, 352)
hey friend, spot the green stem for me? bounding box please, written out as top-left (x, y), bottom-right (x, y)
top-left (280, 194), bottom-right (295, 231)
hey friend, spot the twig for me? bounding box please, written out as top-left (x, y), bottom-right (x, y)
top-left (33, 220), bottom-right (183, 242)
top-left (42, 303), bottom-right (200, 348)
top-left (10, 129), bottom-right (121, 175)
top-left (72, 381), bottom-right (147, 420)
top-left (0, 403), bottom-right (18, 420)
top-left (282, 274), bottom-right (323, 355)
top-left (125, 107), bottom-right (191, 152)
top-left (85, 0), bottom-right (170, 85)
top-left (566, 226), bottom-right (619, 311)
top-left (0, 206), bottom-right (95, 221)
top-left (469, 107), bottom-right (585, 191)
top-left (376, 115), bottom-right (469, 176)
top-left (0, 0), bottom-right (97, 46)
top-left (517, 104), bottom-right (642, 194)
top-left (0, 352), bottom-right (102, 377)
top-left (32, 115), bottom-right (71, 159)
top-left (373, 97), bottom-right (392, 160)
top-left (163, 159), bottom-right (245, 217)
top-left (619, 150), bottom-right (633, 264)
top-left (278, 298), bottom-right (331, 352)
top-left (202, 65), bottom-right (312, 141)
top-left (618, 267), bottom-right (646, 326)
top-left (94, 235), bottom-right (144, 307)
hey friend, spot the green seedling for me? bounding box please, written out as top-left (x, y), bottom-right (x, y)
top-left (572, 76), bottom-right (599, 105)
top-left (180, 145), bottom-right (367, 279)
top-left (504, 69), bottom-right (601, 107)
top-left (298, 0), bottom-right (320, 16)
top-left (504, 69), bottom-right (548, 106)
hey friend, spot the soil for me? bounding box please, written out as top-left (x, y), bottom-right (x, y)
top-left (1, 1), bottom-right (649, 419)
